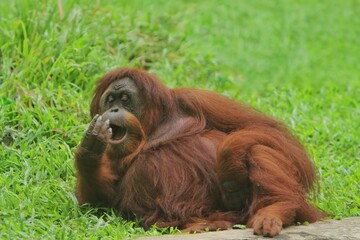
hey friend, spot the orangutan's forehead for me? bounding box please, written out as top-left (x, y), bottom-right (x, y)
top-left (113, 81), bottom-right (126, 90)
top-left (111, 77), bottom-right (133, 90)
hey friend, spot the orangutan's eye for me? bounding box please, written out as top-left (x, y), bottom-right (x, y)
top-left (107, 95), bottom-right (115, 103)
top-left (120, 93), bottom-right (129, 103)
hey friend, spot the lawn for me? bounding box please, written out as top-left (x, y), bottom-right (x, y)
top-left (0, 0), bottom-right (359, 239)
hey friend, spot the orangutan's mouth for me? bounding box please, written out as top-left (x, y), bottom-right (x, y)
top-left (110, 124), bottom-right (127, 142)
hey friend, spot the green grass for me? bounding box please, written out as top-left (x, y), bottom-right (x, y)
top-left (1, 0), bottom-right (359, 238)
